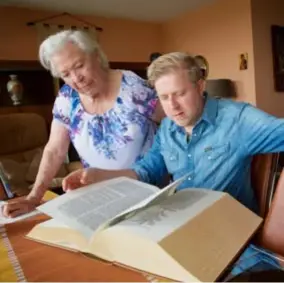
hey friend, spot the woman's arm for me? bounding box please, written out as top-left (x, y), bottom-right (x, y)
top-left (2, 121), bottom-right (70, 217)
top-left (28, 120), bottom-right (70, 201)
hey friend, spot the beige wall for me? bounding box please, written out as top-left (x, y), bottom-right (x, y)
top-left (162, 0), bottom-right (256, 104)
top-left (0, 6), bottom-right (162, 62)
top-left (162, 0), bottom-right (284, 116)
top-left (251, 0), bottom-right (284, 117)
top-left (1, 2), bottom-right (284, 116)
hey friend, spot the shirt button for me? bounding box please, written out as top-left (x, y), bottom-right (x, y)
top-left (208, 156), bottom-right (212, 160)
top-left (193, 133), bottom-right (197, 137)
top-left (188, 154), bottom-right (192, 158)
top-left (188, 176), bottom-right (192, 181)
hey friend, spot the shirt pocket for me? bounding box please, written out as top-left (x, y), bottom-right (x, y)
top-left (161, 149), bottom-right (180, 174)
top-left (204, 143), bottom-right (230, 161)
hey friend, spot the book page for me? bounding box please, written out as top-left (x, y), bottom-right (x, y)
top-left (36, 177), bottom-right (159, 238)
top-left (98, 173), bottom-right (190, 231)
top-left (110, 189), bottom-right (224, 242)
top-left (26, 218), bottom-right (89, 252)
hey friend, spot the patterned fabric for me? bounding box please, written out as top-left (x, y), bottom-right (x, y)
top-left (0, 225), bottom-right (24, 282)
top-left (0, 191), bottom-right (57, 282)
top-left (53, 70), bottom-right (158, 170)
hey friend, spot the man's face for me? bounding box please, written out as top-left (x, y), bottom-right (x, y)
top-left (51, 42), bottom-right (104, 97)
top-left (154, 69), bottom-right (205, 129)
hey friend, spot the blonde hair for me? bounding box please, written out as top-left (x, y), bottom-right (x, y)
top-left (39, 29), bottom-right (109, 77)
top-left (147, 52), bottom-right (202, 87)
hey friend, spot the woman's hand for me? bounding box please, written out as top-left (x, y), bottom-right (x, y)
top-left (62, 168), bottom-right (138, 192)
top-left (62, 168), bottom-right (99, 192)
top-left (1, 196), bottom-right (40, 218)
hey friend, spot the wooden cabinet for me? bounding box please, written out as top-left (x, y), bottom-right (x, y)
top-left (0, 60), bottom-right (55, 128)
top-left (0, 60), bottom-right (149, 129)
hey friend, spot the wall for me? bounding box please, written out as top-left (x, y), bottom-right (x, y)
top-left (0, 6), bottom-right (162, 62)
top-left (2, 2), bottom-right (284, 116)
top-left (251, 0), bottom-right (284, 117)
top-left (162, 0), bottom-right (256, 104)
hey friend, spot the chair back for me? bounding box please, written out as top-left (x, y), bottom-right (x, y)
top-left (251, 153), bottom-right (280, 217)
top-left (258, 169), bottom-right (284, 257)
top-left (0, 113), bottom-right (48, 162)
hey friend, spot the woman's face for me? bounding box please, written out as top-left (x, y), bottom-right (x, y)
top-left (51, 41), bottom-right (106, 97)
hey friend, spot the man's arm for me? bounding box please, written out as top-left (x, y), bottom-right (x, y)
top-left (132, 128), bottom-right (168, 185)
top-left (239, 104), bottom-right (284, 155)
top-left (63, 128), bottom-right (168, 190)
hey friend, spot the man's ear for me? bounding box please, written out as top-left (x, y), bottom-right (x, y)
top-left (197, 79), bottom-right (206, 95)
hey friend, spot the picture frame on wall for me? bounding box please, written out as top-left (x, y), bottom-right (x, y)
top-left (271, 25), bottom-right (284, 92)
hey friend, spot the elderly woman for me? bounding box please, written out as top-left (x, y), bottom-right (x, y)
top-left (3, 30), bottom-right (164, 217)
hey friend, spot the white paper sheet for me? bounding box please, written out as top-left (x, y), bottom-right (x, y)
top-left (0, 201), bottom-right (41, 225)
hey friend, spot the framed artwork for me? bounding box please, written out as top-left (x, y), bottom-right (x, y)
top-left (271, 25), bottom-right (284, 92)
top-left (239, 53), bottom-right (248, 70)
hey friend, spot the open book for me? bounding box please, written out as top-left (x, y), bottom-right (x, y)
top-left (27, 176), bottom-right (262, 282)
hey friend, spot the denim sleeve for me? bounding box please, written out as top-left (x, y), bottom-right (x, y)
top-left (239, 104), bottom-right (284, 155)
top-left (132, 128), bottom-right (167, 185)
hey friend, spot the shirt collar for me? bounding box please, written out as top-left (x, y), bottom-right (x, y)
top-left (200, 93), bottom-right (218, 126)
top-left (169, 93), bottom-right (218, 133)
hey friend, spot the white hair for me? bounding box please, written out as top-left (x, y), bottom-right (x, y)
top-left (39, 29), bottom-right (109, 77)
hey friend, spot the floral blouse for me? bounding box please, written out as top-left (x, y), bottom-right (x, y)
top-left (52, 70), bottom-right (158, 170)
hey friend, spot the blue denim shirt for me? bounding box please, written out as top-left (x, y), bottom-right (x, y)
top-left (133, 96), bottom-right (284, 213)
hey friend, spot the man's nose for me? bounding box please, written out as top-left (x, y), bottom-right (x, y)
top-left (169, 97), bottom-right (179, 109)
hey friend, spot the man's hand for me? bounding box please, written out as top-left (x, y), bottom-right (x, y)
top-left (1, 196), bottom-right (40, 218)
top-left (62, 168), bottom-right (99, 192)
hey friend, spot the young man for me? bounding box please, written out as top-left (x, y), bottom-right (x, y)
top-left (63, 52), bottom-right (284, 210)
top-left (64, 52), bottom-right (284, 277)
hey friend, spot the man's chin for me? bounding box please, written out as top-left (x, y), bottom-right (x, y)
top-left (172, 118), bottom-right (189, 127)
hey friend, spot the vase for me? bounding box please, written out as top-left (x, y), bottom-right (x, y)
top-left (6, 74), bottom-right (23, 106)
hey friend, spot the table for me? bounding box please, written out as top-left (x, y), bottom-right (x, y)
top-left (0, 191), bottom-right (167, 282)
top-left (0, 213), bottom-right (165, 282)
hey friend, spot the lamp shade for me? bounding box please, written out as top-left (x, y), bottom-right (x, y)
top-left (205, 79), bottom-right (236, 98)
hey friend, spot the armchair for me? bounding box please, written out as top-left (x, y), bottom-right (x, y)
top-left (0, 112), bottom-right (82, 197)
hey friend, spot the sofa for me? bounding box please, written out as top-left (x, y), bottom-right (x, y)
top-left (0, 112), bottom-right (82, 197)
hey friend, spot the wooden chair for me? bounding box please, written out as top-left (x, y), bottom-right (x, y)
top-left (251, 153), bottom-right (280, 218)
top-left (258, 168), bottom-right (284, 257)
